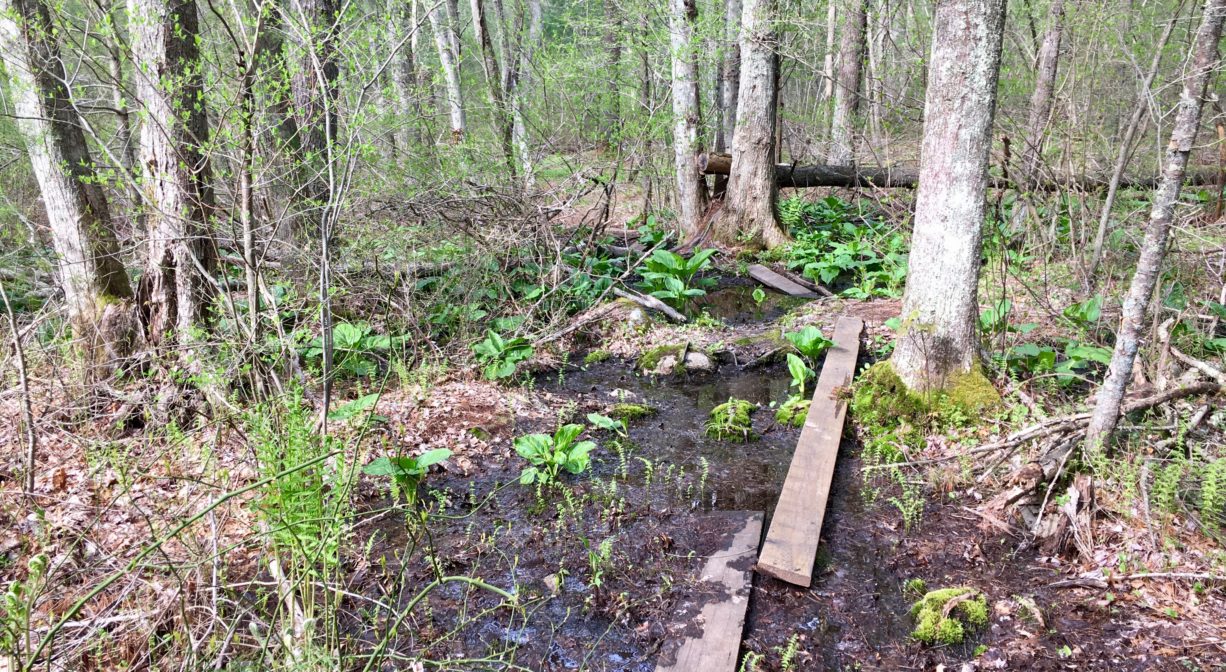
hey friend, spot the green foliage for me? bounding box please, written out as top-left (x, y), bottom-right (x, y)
top-left (1003, 340), bottom-right (1113, 385)
top-left (637, 248), bottom-right (718, 310)
top-left (775, 395), bottom-right (809, 427)
top-left (362, 448), bottom-right (451, 507)
top-left (304, 321), bottom-right (406, 377)
top-left (609, 402), bottom-right (655, 421)
top-left (2, 553), bottom-right (48, 661)
top-left (634, 214), bottom-right (672, 248)
top-left (786, 353), bottom-right (814, 395)
top-left (583, 349), bottom-right (612, 364)
top-left (910, 588), bottom-right (988, 645)
top-left (752, 287), bottom-right (767, 305)
top-left (587, 412), bottom-right (627, 437)
top-left (1062, 295), bottom-right (1105, 331)
top-left (783, 326), bottom-right (834, 363)
top-left (779, 196), bottom-right (907, 298)
top-left (515, 423), bottom-right (596, 485)
top-left (472, 330), bottom-right (534, 380)
top-left (250, 391), bottom-right (350, 570)
top-left (706, 398), bottom-right (757, 441)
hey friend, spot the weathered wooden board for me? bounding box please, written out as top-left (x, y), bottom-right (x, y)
top-left (747, 264), bottom-right (818, 298)
top-left (756, 316), bottom-right (863, 587)
top-left (656, 511), bottom-right (763, 672)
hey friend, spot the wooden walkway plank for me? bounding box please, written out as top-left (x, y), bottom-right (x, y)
top-left (656, 511), bottom-right (764, 672)
top-left (756, 316), bottom-right (863, 587)
top-left (747, 264), bottom-right (819, 298)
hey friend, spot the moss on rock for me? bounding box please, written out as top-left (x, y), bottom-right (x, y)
top-left (706, 398), bottom-right (757, 441)
top-left (910, 587), bottom-right (988, 645)
top-left (610, 402), bottom-right (655, 421)
top-left (583, 349), bottom-right (612, 365)
top-left (637, 344), bottom-right (686, 373)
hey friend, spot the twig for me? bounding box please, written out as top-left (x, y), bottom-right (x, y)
top-left (0, 278), bottom-right (36, 494)
top-left (611, 287), bottom-right (687, 323)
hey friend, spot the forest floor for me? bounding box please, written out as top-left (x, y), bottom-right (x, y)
top-left (5, 271), bottom-right (1225, 671)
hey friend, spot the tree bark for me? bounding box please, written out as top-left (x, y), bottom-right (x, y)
top-left (130, 0), bottom-right (217, 346)
top-left (1085, 0), bottom-right (1225, 449)
top-left (827, 0), bottom-right (867, 166)
top-left (822, 2), bottom-right (837, 101)
top-left (287, 0), bottom-right (340, 233)
top-left (1018, 0), bottom-right (1065, 187)
top-left (511, 0), bottom-right (542, 181)
top-left (601, 0), bottom-right (624, 150)
top-left (719, 0), bottom-right (788, 248)
top-left (0, 0), bottom-right (137, 369)
top-left (889, 0), bottom-right (1007, 395)
top-left (429, 0), bottom-right (467, 141)
top-left (471, 0), bottom-right (516, 174)
top-left (717, 0), bottom-right (742, 153)
top-left (668, 0), bottom-right (708, 236)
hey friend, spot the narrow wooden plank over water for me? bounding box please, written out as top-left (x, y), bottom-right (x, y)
top-left (747, 264), bottom-right (819, 298)
top-left (756, 316), bottom-right (863, 587)
top-left (656, 511), bottom-right (763, 672)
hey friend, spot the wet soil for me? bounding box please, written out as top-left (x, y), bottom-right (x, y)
top-left (345, 287), bottom-right (1223, 670)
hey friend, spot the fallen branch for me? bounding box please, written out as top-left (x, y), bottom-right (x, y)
top-left (611, 287), bottom-right (687, 323)
top-left (1050, 570), bottom-right (1226, 590)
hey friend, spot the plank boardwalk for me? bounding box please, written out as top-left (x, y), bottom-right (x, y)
top-left (747, 264), bottom-right (819, 297)
top-left (756, 316), bottom-right (864, 586)
top-left (656, 511), bottom-right (763, 672)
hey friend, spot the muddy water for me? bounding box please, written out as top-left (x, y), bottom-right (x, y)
top-left (691, 284), bottom-right (809, 325)
top-left (551, 360), bottom-right (913, 669)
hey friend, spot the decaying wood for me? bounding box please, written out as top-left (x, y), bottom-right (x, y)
top-left (611, 287), bottom-right (687, 323)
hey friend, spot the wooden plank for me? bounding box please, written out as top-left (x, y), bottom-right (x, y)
top-left (756, 316), bottom-right (863, 587)
top-left (657, 511), bottom-right (763, 672)
top-left (747, 264), bottom-right (818, 298)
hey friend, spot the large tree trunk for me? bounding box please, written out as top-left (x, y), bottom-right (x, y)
top-left (471, 0), bottom-right (516, 174)
top-left (668, 0), bottom-right (708, 236)
top-left (390, 0), bottom-right (424, 151)
top-left (287, 0), bottom-right (340, 234)
top-left (719, 0), bottom-right (787, 248)
top-left (827, 0), bottom-right (867, 166)
top-left (429, 0), bottom-right (466, 141)
top-left (0, 0), bottom-right (137, 370)
top-left (1084, 0), bottom-right (1226, 449)
top-left (130, 0), bottom-right (217, 346)
top-left (889, 0), bottom-right (1007, 398)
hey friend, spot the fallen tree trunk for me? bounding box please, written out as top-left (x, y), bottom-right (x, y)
top-left (697, 152), bottom-right (1222, 191)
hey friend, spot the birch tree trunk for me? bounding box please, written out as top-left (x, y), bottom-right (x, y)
top-left (827, 0), bottom-right (867, 166)
top-left (511, 0), bottom-right (543, 181)
top-left (719, 0), bottom-right (787, 248)
top-left (471, 0), bottom-right (516, 174)
top-left (1085, 0), bottom-right (1226, 449)
top-left (668, 0), bottom-right (708, 236)
top-left (130, 0), bottom-right (217, 346)
top-left (429, 1), bottom-right (466, 141)
top-left (822, 2), bottom-right (837, 101)
top-left (390, 0), bottom-right (423, 150)
top-left (0, 0), bottom-right (137, 369)
top-left (889, 0), bottom-right (1007, 399)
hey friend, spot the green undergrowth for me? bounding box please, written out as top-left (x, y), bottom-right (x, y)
top-left (910, 587), bottom-right (988, 645)
top-left (706, 398), bottom-right (757, 441)
top-left (775, 396), bottom-right (809, 427)
top-left (850, 361), bottom-right (1000, 528)
top-left (637, 344), bottom-right (686, 373)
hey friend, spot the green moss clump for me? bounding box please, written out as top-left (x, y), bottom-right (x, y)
top-left (583, 349), bottom-right (612, 365)
top-left (706, 398), bottom-right (757, 441)
top-left (942, 364), bottom-right (1002, 412)
top-left (909, 587), bottom-right (988, 645)
top-left (637, 344), bottom-right (686, 373)
top-left (610, 402), bottom-right (655, 421)
top-left (775, 395), bottom-right (809, 427)
top-left (903, 578), bottom-right (927, 596)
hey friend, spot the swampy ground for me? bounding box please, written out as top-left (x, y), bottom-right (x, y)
top-left (341, 287), bottom-right (1226, 670)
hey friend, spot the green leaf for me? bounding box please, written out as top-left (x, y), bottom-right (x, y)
top-left (327, 393), bottom-right (381, 421)
top-left (587, 412), bottom-right (626, 434)
top-left (514, 434), bottom-right (552, 460)
top-left (332, 322), bottom-right (365, 349)
top-left (553, 423), bottom-right (585, 449)
top-left (416, 448), bottom-right (452, 469)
